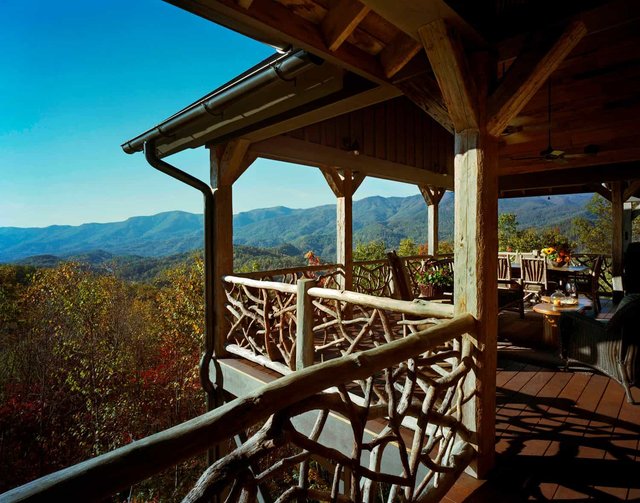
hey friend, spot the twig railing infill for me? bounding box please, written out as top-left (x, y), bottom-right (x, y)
top-left (2, 314), bottom-right (478, 503)
top-left (223, 275), bottom-right (454, 372)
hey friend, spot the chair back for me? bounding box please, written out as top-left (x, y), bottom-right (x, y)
top-left (521, 256), bottom-right (548, 290)
top-left (591, 255), bottom-right (603, 290)
top-left (386, 251), bottom-right (413, 300)
top-left (498, 255), bottom-right (512, 281)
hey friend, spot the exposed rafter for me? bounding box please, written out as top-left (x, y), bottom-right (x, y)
top-left (321, 0), bottom-right (370, 52)
top-left (419, 19), bottom-right (478, 132)
top-left (487, 21), bottom-right (587, 138)
top-left (380, 33), bottom-right (422, 78)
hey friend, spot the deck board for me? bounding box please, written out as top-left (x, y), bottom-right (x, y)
top-left (446, 357), bottom-right (640, 502)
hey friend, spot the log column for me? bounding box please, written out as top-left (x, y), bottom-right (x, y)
top-left (611, 181), bottom-right (624, 301)
top-left (420, 16), bottom-right (584, 477)
top-left (419, 185), bottom-right (445, 255)
top-left (321, 167), bottom-right (365, 291)
top-left (209, 140), bottom-right (253, 358)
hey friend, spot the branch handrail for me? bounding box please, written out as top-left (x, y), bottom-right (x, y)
top-left (2, 314), bottom-right (477, 503)
top-left (235, 262), bottom-right (341, 279)
top-left (222, 274), bottom-right (455, 374)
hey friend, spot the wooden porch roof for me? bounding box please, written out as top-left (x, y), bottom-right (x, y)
top-left (161, 0), bottom-right (640, 195)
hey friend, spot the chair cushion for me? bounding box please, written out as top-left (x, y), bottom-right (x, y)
top-left (607, 293), bottom-right (640, 333)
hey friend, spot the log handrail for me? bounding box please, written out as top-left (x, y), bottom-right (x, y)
top-left (2, 314), bottom-right (477, 503)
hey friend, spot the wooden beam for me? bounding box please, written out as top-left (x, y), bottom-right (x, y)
top-left (359, 0), bottom-right (486, 48)
top-left (216, 139), bottom-right (252, 185)
top-left (624, 179), bottom-right (640, 201)
top-left (352, 172), bottom-right (365, 193)
top-left (394, 73), bottom-right (453, 134)
top-left (418, 184), bottom-right (445, 206)
top-left (498, 184), bottom-right (605, 199)
top-left (321, 0), bottom-right (370, 52)
top-left (487, 21), bottom-right (587, 138)
top-left (249, 135), bottom-right (453, 188)
top-left (380, 33), bottom-right (422, 78)
top-left (499, 162), bottom-right (640, 191)
top-left (169, 0), bottom-right (388, 84)
top-left (419, 19), bottom-right (478, 132)
top-left (320, 166), bottom-right (345, 197)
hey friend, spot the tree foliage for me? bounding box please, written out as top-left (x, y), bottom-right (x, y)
top-left (353, 240), bottom-right (387, 261)
top-left (0, 262), bottom-right (206, 498)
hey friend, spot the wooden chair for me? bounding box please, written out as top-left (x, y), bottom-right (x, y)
top-left (498, 255), bottom-right (524, 318)
top-left (575, 254), bottom-right (603, 315)
top-left (387, 251), bottom-right (413, 301)
top-left (521, 256), bottom-right (555, 302)
top-left (560, 294), bottom-right (640, 403)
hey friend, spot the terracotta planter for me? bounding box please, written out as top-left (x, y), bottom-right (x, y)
top-left (419, 284), bottom-right (444, 298)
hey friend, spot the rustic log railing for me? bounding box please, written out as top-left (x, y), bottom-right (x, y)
top-left (222, 274), bottom-right (454, 372)
top-left (2, 314), bottom-right (477, 503)
top-left (571, 253), bottom-right (613, 295)
top-left (235, 254), bottom-right (444, 298)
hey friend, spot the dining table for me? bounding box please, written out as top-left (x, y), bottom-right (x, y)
top-left (510, 262), bottom-right (589, 285)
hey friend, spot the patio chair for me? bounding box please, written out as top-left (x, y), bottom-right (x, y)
top-left (560, 294), bottom-right (640, 403)
top-left (575, 254), bottom-right (603, 315)
top-left (498, 254), bottom-right (524, 318)
top-left (387, 251), bottom-right (413, 300)
top-left (520, 256), bottom-right (556, 302)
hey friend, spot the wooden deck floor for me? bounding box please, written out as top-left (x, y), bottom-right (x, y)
top-left (446, 301), bottom-right (640, 502)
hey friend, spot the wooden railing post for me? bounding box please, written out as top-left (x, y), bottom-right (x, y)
top-left (296, 278), bottom-right (316, 370)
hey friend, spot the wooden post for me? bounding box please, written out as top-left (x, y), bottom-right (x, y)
top-left (295, 278), bottom-right (316, 370)
top-left (419, 19), bottom-right (500, 478)
top-left (337, 168), bottom-right (353, 291)
top-left (623, 201), bottom-right (633, 253)
top-left (453, 130), bottom-right (498, 478)
top-left (420, 14), bottom-right (582, 477)
top-left (321, 166), bottom-right (358, 292)
top-left (611, 181), bottom-right (624, 301)
top-left (210, 140), bottom-right (253, 358)
top-left (420, 186), bottom-right (445, 256)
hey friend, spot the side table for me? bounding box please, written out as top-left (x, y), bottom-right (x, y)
top-left (532, 298), bottom-right (592, 349)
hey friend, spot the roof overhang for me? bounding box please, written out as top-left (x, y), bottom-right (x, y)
top-left (122, 49), bottom-right (349, 157)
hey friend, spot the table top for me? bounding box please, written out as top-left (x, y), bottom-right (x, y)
top-left (511, 263), bottom-right (588, 274)
top-left (532, 298), bottom-right (592, 316)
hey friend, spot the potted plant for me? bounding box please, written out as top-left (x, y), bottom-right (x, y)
top-left (416, 265), bottom-right (453, 298)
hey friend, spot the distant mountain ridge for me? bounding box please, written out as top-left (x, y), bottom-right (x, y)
top-left (0, 193), bottom-right (593, 263)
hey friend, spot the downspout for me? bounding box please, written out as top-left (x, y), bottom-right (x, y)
top-left (143, 140), bottom-right (217, 411)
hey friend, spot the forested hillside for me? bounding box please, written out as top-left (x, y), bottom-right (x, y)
top-left (0, 193), bottom-right (594, 262)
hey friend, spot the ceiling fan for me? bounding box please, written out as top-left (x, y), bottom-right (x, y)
top-left (511, 81), bottom-right (599, 163)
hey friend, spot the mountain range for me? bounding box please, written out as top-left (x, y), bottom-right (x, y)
top-left (0, 192), bottom-right (593, 263)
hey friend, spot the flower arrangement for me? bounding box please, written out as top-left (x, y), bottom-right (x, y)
top-left (416, 265), bottom-right (454, 288)
top-left (541, 246), bottom-right (571, 266)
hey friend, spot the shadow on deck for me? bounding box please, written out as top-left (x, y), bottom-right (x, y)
top-left (447, 299), bottom-right (640, 502)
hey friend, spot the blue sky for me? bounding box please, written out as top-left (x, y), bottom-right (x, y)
top-left (1, 0), bottom-right (419, 228)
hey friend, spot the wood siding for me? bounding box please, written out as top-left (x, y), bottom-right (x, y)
top-left (284, 96), bottom-right (453, 175)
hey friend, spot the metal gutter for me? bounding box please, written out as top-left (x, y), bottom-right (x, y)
top-left (122, 49), bottom-right (322, 155)
top-left (143, 140), bottom-right (218, 411)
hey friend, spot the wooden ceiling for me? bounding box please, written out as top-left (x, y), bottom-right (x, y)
top-left (168, 0), bottom-right (640, 180)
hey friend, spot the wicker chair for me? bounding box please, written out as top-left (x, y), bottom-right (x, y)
top-left (559, 294), bottom-right (640, 403)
